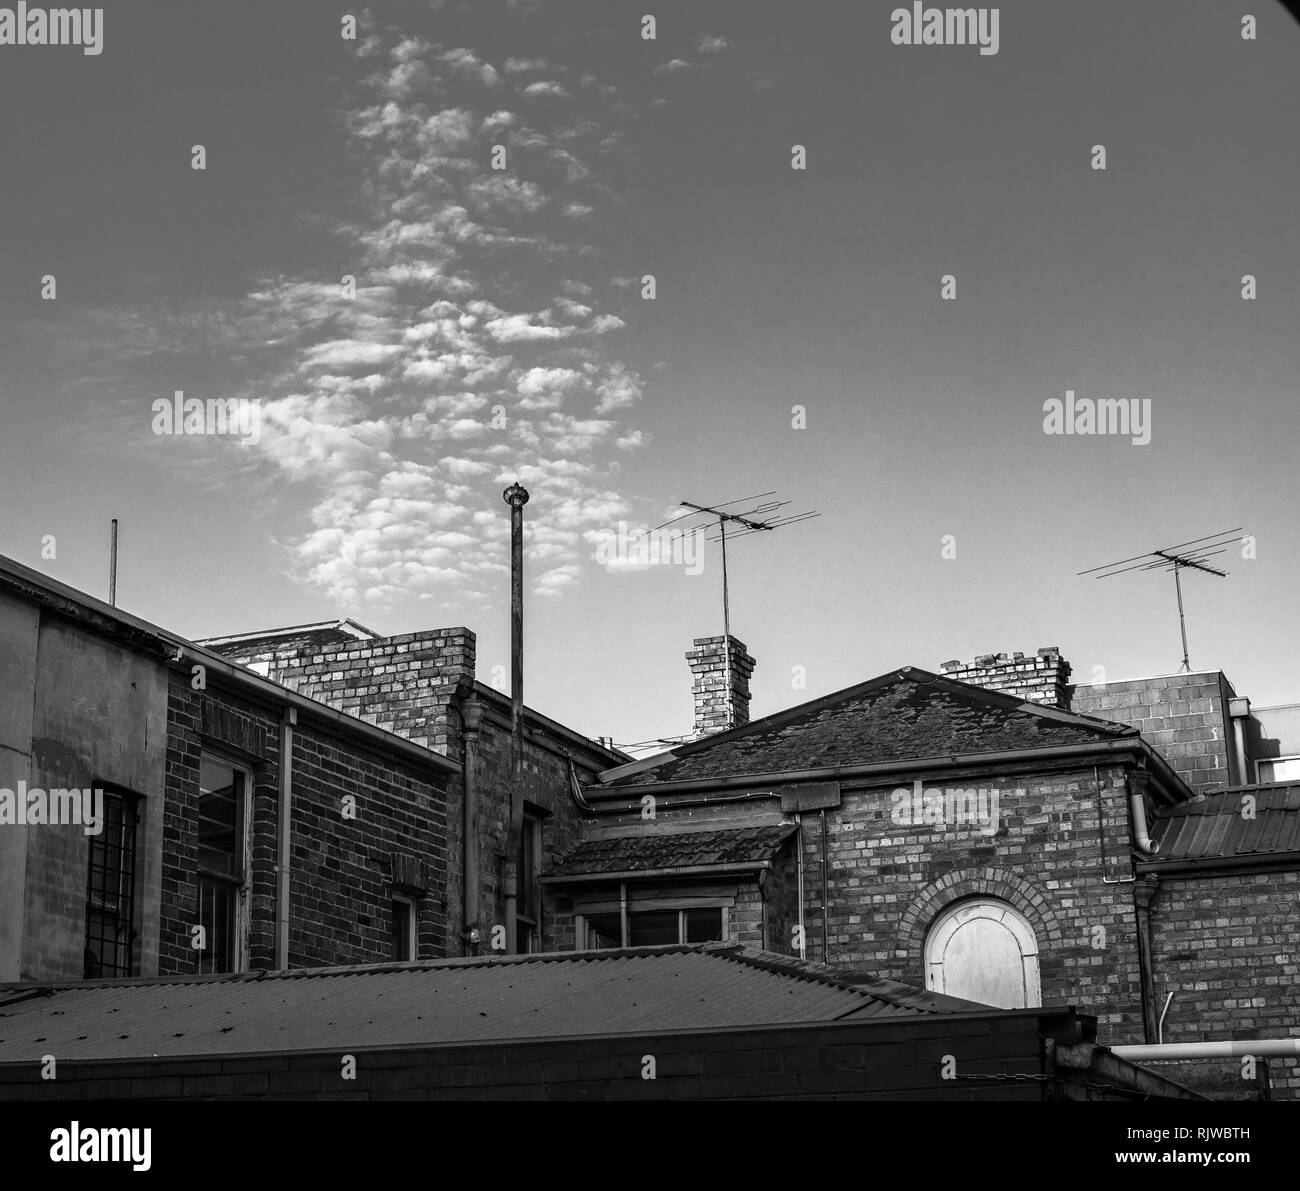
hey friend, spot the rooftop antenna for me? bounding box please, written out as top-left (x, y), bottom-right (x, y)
top-left (1078, 528), bottom-right (1245, 673)
top-left (651, 491), bottom-right (820, 727)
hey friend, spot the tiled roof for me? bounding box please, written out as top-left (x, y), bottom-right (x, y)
top-left (1151, 783), bottom-right (1300, 863)
top-left (600, 669), bottom-right (1133, 789)
top-left (549, 825), bottom-right (797, 878)
top-left (0, 945), bottom-right (984, 1065)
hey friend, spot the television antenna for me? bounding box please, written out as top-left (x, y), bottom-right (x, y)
top-left (1077, 528), bottom-right (1245, 673)
top-left (650, 491), bottom-right (820, 729)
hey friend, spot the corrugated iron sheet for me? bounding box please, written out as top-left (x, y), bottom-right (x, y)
top-left (0, 945), bottom-right (944, 1065)
top-left (1152, 784), bottom-right (1300, 861)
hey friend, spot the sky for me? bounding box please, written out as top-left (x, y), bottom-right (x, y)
top-left (1, 0), bottom-right (1298, 753)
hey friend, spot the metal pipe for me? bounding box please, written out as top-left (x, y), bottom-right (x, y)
top-left (1157, 991), bottom-right (1175, 1044)
top-left (820, 807), bottom-right (829, 963)
top-left (1129, 788), bottom-right (1159, 854)
top-left (503, 482), bottom-right (529, 954)
top-left (794, 813), bottom-right (806, 960)
top-left (1113, 1039), bottom-right (1300, 1061)
top-left (460, 695), bottom-right (482, 954)
top-left (108, 519), bottom-right (118, 606)
top-left (275, 707), bottom-right (296, 968)
top-left (619, 881), bottom-right (628, 948)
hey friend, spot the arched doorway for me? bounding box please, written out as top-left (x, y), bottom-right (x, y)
top-left (924, 898), bottom-right (1041, 1009)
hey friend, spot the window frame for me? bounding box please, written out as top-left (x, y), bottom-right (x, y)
top-left (576, 901), bottom-right (729, 950)
top-left (195, 752), bottom-right (253, 974)
top-left (516, 807), bottom-right (544, 954)
top-left (84, 785), bottom-right (142, 979)
top-left (391, 893), bottom-right (417, 961)
top-left (924, 897), bottom-right (1041, 1009)
top-left (1255, 755), bottom-right (1300, 784)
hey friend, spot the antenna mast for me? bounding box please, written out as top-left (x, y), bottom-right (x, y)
top-left (1078, 529), bottom-right (1245, 672)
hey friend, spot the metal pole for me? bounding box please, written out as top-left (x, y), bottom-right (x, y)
top-left (109, 519), bottom-right (118, 606)
top-left (502, 482), bottom-right (529, 955)
top-left (720, 516), bottom-right (732, 727)
top-left (1174, 565), bottom-right (1190, 672)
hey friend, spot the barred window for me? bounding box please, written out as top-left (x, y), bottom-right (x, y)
top-left (84, 789), bottom-right (139, 979)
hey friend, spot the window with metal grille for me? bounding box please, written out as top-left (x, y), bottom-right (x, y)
top-left (84, 789), bottom-right (139, 979)
top-left (197, 756), bottom-right (248, 974)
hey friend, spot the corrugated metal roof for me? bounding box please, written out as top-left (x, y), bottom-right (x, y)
top-left (549, 825), bottom-right (797, 878)
top-left (1151, 783), bottom-right (1300, 862)
top-left (0, 944), bottom-right (976, 1065)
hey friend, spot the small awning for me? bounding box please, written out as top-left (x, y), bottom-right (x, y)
top-left (544, 824), bottom-right (797, 884)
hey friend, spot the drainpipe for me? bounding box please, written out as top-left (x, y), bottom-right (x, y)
top-left (794, 813), bottom-right (806, 960)
top-left (1096, 766), bottom-right (1135, 885)
top-left (1134, 875), bottom-right (1160, 1042)
top-left (1229, 697), bottom-right (1252, 786)
top-left (459, 691), bottom-right (482, 954)
top-left (1157, 991), bottom-right (1175, 1044)
top-left (1128, 769), bottom-right (1159, 855)
top-left (275, 706), bottom-right (296, 969)
top-left (820, 807), bottom-right (830, 964)
top-left (503, 482), bottom-right (529, 954)
top-left (619, 881), bottom-right (628, 948)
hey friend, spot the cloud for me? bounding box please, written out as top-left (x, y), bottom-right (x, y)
top-left (696, 34), bottom-right (733, 54)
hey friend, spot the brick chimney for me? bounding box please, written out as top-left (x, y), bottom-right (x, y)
top-left (939, 647), bottom-right (1072, 709)
top-left (687, 635), bottom-right (756, 738)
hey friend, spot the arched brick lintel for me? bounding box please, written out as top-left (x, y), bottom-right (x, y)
top-left (897, 867), bottom-right (1058, 969)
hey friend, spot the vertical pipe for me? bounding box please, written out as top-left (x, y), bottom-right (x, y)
top-left (502, 482), bottom-right (530, 954)
top-left (620, 881), bottom-right (629, 948)
top-left (794, 813), bottom-right (806, 959)
top-left (820, 808), bottom-right (830, 964)
top-left (460, 696), bottom-right (482, 954)
top-left (109, 519), bottom-right (118, 607)
top-left (1174, 565), bottom-right (1190, 672)
top-left (720, 518), bottom-right (733, 729)
top-left (276, 707), bottom-right (296, 968)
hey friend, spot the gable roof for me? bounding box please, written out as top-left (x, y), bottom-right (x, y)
top-left (0, 944), bottom-right (987, 1065)
top-left (1149, 783), bottom-right (1300, 864)
top-left (598, 667), bottom-right (1137, 790)
top-left (547, 824), bottom-right (797, 881)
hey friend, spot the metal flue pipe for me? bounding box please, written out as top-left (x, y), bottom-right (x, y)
top-left (502, 481), bottom-right (530, 954)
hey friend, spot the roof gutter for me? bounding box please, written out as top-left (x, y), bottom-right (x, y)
top-left (590, 738), bottom-right (1184, 801)
top-left (1137, 849), bottom-right (1300, 877)
top-left (542, 859), bottom-right (774, 886)
top-left (0, 556), bottom-right (460, 778)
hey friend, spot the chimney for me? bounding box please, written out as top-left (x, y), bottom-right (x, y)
top-left (939, 647), bottom-right (1073, 709)
top-left (687, 634), bottom-right (756, 738)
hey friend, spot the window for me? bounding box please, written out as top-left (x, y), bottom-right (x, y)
top-left (391, 895), bottom-right (416, 961)
top-left (84, 789), bottom-right (139, 978)
top-left (580, 905), bottom-right (726, 949)
top-left (924, 898), bottom-right (1041, 1009)
top-left (1257, 756), bottom-right (1300, 783)
top-left (516, 808), bottom-right (543, 954)
top-left (196, 756), bottom-right (250, 974)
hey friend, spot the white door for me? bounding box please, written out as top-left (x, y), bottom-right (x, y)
top-left (925, 899), bottom-right (1041, 1009)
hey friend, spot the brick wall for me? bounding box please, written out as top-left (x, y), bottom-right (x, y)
top-left (1146, 868), bottom-right (1300, 1097)
top-left (938, 647), bottom-right (1072, 708)
top-left (163, 676), bottom-right (452, 973)
top-left (687, 635), bottom-right (756, 737)
top-left (1071, 673), bottom-right (1237, 794)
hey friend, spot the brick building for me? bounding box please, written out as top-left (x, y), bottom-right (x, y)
top-left (545, 637), bottom-right (1300, 1098)
top-left (0, 553), bottom-right (620, 985)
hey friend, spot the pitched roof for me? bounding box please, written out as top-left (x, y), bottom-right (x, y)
top-left (1150, 783), bottom-right (1300, 863)
top-left (0, 945), bottom-right (986, 1065)
top-left (548, 825), bottom-right (797, 880)
top-left (599, 668), bottom-right (1135, 789)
